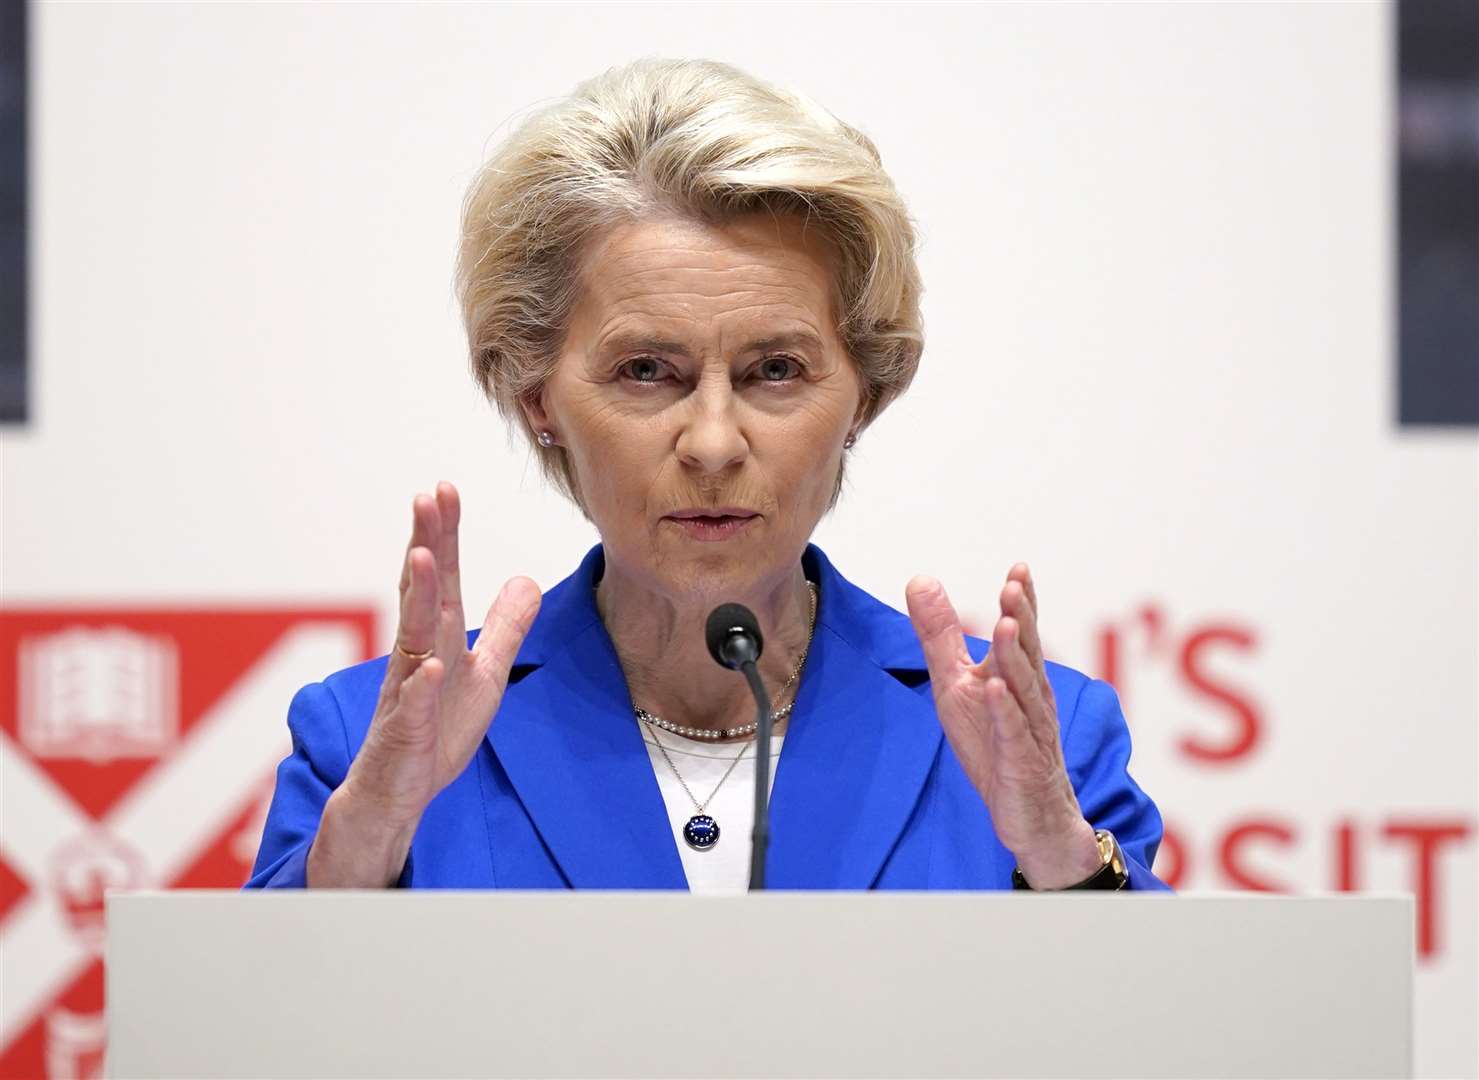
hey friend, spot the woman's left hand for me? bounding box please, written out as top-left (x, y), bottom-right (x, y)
top-left (905, 565), bottom-right (1102, 889)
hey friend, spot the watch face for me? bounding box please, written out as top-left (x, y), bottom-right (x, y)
top-left (1096, 829), bottom-right (1129, 882)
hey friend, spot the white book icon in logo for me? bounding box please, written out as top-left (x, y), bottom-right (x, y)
top-left (19, 627), bottom-right (179, 763)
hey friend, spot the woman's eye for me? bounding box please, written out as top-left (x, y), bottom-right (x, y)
top-left (756, 356), bottom-right (801, 382)
top-left (622, 357), bottom-right (668, 383)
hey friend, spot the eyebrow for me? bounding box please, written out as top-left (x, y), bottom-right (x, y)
top-left (596, 329), bottom-right (825, 357)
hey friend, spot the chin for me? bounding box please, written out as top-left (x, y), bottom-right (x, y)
top-left (663, 551), bottom-right (762, 599)
top-left (656, 536), bottom-right (806, 604)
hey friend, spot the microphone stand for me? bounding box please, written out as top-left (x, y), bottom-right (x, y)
top-left (739, 661), bottom-right (774, 890)
top-left (706, 604), bottom-right (776, 892)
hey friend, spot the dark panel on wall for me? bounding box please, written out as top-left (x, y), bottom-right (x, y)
top-left (0, 0), bottom-right (24, 423)
top-left (1398, 0), bottom-right (1479, 427)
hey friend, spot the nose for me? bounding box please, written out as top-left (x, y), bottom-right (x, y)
top-left (674, 373), bottom-right (748, 475)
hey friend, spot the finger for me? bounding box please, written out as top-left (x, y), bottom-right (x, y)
top-left (431, 482), bottom-right (461, 615)
top-left (384, 545), bottom-right (440, 696)
top-left (905, 576), bottom-right (972, 681)
top-left (406, 493), bottom-right (441, 571)
top-left (985, 616), bottom-right (1058, 754)
top-left (399, 494), bottom-right (439, 605)
top-left (983, 674), bottom-right (1049, 772)
top-left (1007, 562), bottom-right (1038, 622)
top-left (431, 479), bottom-right (464, 648)
top-left (395, 493), bottom-right (442, 657)
top-left (1000, 578), bottom-right (1048, 682)
top-left (471, 576), bottom-right (543, 707)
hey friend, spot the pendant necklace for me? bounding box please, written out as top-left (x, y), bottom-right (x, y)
top-left (631, 579), bottom-right (817, 850)
top-left (641, 720), bottom-right (751, 851)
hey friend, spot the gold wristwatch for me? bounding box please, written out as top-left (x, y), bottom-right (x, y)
top-left (1011, 828), bottom-right (1129, 891)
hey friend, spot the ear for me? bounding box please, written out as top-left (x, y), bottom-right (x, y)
top-left (519, 388), bottom-right (554, 441)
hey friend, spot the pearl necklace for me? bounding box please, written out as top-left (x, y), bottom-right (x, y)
top-left (634, 580), bottom-right (817, 850)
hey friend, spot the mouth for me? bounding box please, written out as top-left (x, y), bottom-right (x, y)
top-left (663, 508), bottom-right (761, 542)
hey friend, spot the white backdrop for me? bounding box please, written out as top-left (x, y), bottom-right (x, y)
top-left (2, 2), bottom-right (1475, 1076)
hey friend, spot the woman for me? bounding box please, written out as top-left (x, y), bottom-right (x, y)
top-left (248, 58), bottom-right (1167, 894)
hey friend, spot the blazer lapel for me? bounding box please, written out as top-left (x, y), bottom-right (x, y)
top-left (486, 550), bottom-right (687, 890)
top-left (766, 551), bottom-right (943, 889)
top-left (485, 543), bottom-right (943, 892)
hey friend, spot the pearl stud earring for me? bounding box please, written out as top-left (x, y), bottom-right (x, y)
top-left (537, 431), bottom-right (555, 448)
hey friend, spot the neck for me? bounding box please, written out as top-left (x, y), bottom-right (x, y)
top-left (595, 556), bottom-right (815, 741)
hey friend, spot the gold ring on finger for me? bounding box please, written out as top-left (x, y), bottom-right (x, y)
top-left (394, 642), bottom-right (435, 662)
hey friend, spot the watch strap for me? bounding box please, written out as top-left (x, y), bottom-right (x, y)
top-left (1011, 829), bottom-right (1129, 891)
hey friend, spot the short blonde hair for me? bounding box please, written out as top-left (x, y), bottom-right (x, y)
top-left (456, 57), bottom-right (924, 506)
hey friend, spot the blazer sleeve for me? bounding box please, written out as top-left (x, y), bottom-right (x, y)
top-left (1060, 676), bottom-right (1172, 892)
top-left (244, 679), bottom-right (389, 889)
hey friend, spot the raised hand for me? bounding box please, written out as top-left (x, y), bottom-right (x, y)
top-left (905, 565), bottom-right (1101, 889)
top-left (307, 481), bottom-right (541, 887)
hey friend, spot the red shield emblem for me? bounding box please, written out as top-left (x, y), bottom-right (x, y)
top-left (0, 609), bottom-right (374, 1079)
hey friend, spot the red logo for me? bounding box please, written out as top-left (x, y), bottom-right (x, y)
top-left (0, 609), bottom-right (374, 1079)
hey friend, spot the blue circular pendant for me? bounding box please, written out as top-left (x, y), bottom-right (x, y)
top-left (683, 814), bottom-right (720, 851)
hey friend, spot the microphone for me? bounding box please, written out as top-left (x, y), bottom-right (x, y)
top-left (705, 603), bottom-right (763, 669)
top-left (705, 603), bottom-right (774, 890)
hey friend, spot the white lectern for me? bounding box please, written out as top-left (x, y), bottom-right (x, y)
top-left (106, 892), bottom-right (1411, 1079)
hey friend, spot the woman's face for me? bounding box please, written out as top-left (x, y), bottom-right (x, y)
top-left (527, 212), bottom-right (862, 602)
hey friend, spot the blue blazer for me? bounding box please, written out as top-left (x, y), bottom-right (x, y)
top-left (248, 544), bottom-right (1169, 891)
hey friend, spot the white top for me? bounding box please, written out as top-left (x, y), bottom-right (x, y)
top-left (639, 724), bottom-right (783, 894)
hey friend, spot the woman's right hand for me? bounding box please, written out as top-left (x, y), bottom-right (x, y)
top-left (307, 481), bottom-right (542, 887)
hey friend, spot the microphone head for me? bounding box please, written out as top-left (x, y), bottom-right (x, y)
top-left (705, 603), bottom-right (763, 670)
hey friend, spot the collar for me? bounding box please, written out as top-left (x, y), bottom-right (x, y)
top-left (487, 543), bottom-right (942, 889)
